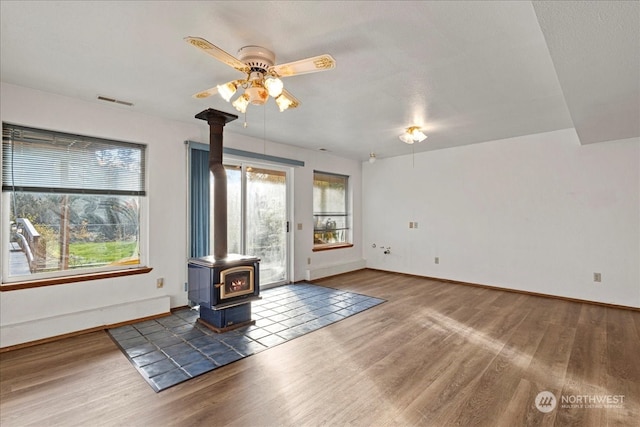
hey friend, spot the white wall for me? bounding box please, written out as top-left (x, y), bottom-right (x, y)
top-left (363, 129), bottom-right (640, 308)
top-left (0, 83), bottom-right (363, 347)
top-left (6, 81), bottom-right (634, 348)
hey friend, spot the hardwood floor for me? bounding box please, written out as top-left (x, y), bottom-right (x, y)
top-left (1, 269), bottom-right (638, 426)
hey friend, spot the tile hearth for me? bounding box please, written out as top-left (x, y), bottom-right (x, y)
top-left (108, 282), bottom-right (385, 392)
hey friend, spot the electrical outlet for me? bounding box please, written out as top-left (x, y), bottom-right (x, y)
top-left (297, 223), bottom-right (303, 230)
top-left (593, 272), bottom-right (602, 282)
top-left (435, 257), bottom-right (439, 264)
top-left (156, 278), bottom-right (164, 288)
top-left (414, 222), bottom-right (418, 229)
top-left (307, 257), bottom-right (311, 265)
top-left (409, 222), bottom-right (414, 229)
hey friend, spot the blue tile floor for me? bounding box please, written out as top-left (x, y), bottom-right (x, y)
top-left (108, 282), bottom-right (385, 392)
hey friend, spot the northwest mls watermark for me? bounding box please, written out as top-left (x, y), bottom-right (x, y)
top-left (535, 391), bottom-right (626, 413)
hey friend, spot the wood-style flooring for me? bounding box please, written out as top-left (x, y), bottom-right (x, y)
top-left (1, 269), bottom-right (638, 426)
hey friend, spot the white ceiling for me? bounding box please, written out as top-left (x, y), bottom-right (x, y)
top-left (1, 1), bottom-right (638, 161)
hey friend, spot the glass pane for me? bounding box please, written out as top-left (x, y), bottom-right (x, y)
top-left (314, 215), bottom-right (348, 245)
top-left (313, 172), bottom-right (349, 245)
top-left (313, 173), bottom-right (347, 214)
top-left (246, 167), bottom-right (287, 285)
top-left (225, 165), bottom-right (242, 255)
top-left (7, 192), bottom-right (140, 277)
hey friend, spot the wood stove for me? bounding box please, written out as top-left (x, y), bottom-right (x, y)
top-left (188, 254), bottom-right (260, 331)
top-left (187, 108), bottom-right (260, 332)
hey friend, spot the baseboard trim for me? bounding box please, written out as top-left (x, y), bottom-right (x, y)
top-left (308, 268), bottom-right (368, 283)
top-left (305, 259), bottom-right (366, 281)
top-left (364, 268), bottom-right (640, 312)
top-left (0, 311), bottom-right (171, 353)
top-left (4, 269), bottom-right (635, 353)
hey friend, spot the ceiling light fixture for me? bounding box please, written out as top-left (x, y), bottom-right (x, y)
top-left (188, 42), bottom-right (310, 113)
top-left (399, 126), bottom-right (428, 144)
top-left (369, 153), bottom-right (377, 163)
top-left (214, 71), bottom-right (299, 114)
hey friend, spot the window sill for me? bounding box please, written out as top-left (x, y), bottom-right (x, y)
top-left (0, 266), bottom-right (153, 291)
top-left (312, 243), bottom-right (354, 252)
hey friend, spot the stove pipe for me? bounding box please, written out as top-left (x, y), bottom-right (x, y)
top-left (195, 108), bottom-right (238, 260)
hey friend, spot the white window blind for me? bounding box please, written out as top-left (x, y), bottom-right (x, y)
top-left (2, 123), bottom-right (146, 196)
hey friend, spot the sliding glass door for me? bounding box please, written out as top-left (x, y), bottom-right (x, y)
top-left (220, 162), bottom-right (290, 288)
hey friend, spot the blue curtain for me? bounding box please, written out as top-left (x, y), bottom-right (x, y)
top-left (189, 145), bottom-right (209, 258)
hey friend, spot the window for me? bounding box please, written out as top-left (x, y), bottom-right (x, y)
top-left (313, 171), bottom-right (351, 250)
top-left (2, 123), bottom-right (146, 284)
top-left (222, 163), bottom-right (290, 285)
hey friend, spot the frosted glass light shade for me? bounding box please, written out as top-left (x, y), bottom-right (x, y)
top-left (411, 128), bottom-right (427, 142)
top-left (399, 133), bottom-right (414, 144)
top-left (264, 77), bottom-right (284, 97)
top-left (217, 82), bottom-right (237, 102)
top-left (245, 85), bottom-right (268, 105)
top-left (275, 94), bottom-right (294, 112)
top-left (399, 126), bottom-right (427, 144)
top-left (232, 93), bottom-right (250, 113)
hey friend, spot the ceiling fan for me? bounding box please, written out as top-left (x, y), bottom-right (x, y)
top-left (185, 36), bottom-right (336, 113)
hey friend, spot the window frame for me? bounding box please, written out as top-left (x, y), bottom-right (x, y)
top-left (1, 123), bottom-right (150, 288)
top-left (312, 170), bottom-right (352, 251)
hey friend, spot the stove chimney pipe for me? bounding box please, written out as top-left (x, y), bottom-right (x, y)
top-left (195, 108), bottom-right (238, 260)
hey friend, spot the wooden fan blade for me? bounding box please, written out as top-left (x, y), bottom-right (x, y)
top-left (192, 86), bottom-right (219, 99)
top-left (185, 36), bottom-right (249, 73)
top-left (270, 54), bottom-right (336, 77)
top-left (280, 89), bottom-right (301, 109)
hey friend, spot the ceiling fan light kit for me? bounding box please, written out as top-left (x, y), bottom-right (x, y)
top-left (186, 36), bottom-right (335, 113)
top-left (399, 126), bottom-right (428, 144)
